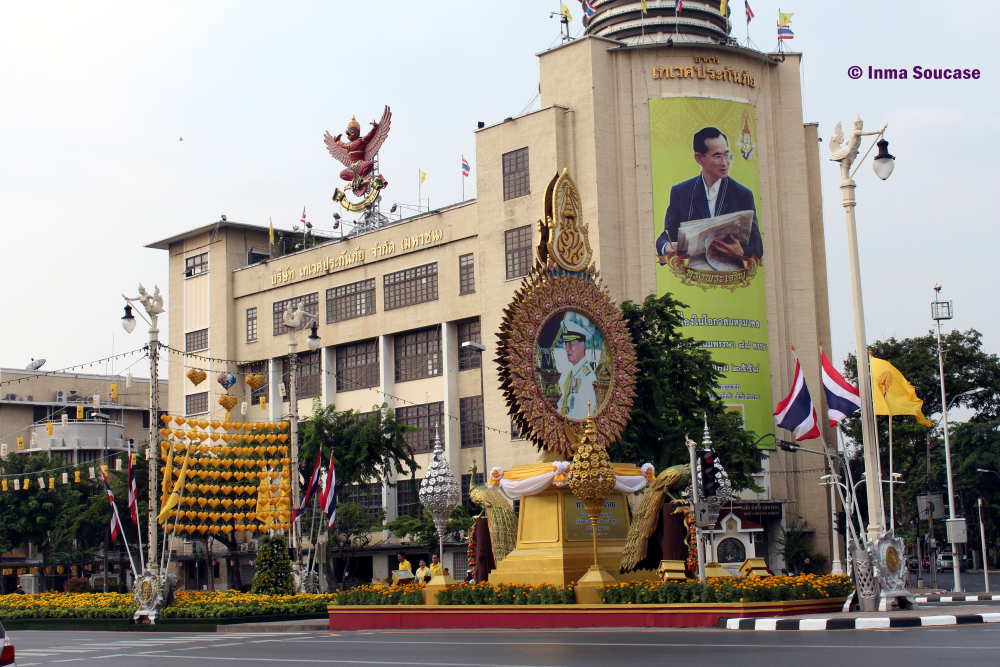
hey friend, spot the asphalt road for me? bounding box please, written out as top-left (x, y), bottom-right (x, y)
top-left (8, 626), bottom-right (1000, 667)
top-left (910, 569), bottom-right (1000, 592)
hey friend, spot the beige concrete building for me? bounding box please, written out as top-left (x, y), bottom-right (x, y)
top-left (0, 368), bottom-right (167, 464)
top-left (147, 5), bottom-right (839, 578)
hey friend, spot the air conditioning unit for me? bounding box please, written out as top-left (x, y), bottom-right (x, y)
top-left (249, 540), bottom-right (259, 551)
top-left (55, 391), bottom-right (69, 403)
top-left (4, 394), bottom-right (17, 401)
top-left (239, 543), bottom-right (248, 552)
top-left (24, 396), bottom-right (33, 402)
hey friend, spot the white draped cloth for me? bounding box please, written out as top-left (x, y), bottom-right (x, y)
top-left (487, 461), bottom-right (655, 501)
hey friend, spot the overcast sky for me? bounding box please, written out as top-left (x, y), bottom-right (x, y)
top-left (2, 1), bottom-right (998, 390)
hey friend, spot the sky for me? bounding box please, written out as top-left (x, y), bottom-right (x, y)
top-left (2, 1), bottom-right (998, 391)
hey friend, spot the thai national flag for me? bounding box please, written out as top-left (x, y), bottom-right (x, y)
top-left (292, 452), bottom-right (322, 523)
top-left (582, 0), bottom-right (596, 19)
top-left (675, 0), bottom-right (683, 11)
top-left (319, 459), bottom-right (337, 529)
top-left (774, 359), bottom-right (821, 441)
top-left (100, 467), bottom-right (123, 542)
top-left (821, 350), bottom-right (862, 427)
top-left (462, 156), bottom-right (471, 177)
top-left (777, 24), bottom-right (794, 39)
top-left (300, 207), bottom-right (307, 225)
top-left (745, 0), bottom-right (754, 22)
top-left (127, 453), bottom-right (139, 524)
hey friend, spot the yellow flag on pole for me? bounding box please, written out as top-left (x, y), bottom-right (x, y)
top-left (641, 0), bottom-right (648, 13)
top-left (720, 0), bottom-right (728, 18)
top-left (419, 171), bottom-right (426, 186)
top-left (870, 356), bottom-right (933, 427)
top-left (561, 2), bottom-right (573, 21)
top-left (778, 11), bottom-right (794, 26)
top-left (269, 218), bottom-right (275, 246)
top-left (157, 445), bottom-right (192, 523)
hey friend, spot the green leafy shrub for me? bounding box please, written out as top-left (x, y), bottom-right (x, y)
top-left (251, 535), bottom-right (295, 596)
top-left (598, 574), bottom-right (853, 604)
top-left (64, 577), bottom-right (93, 593)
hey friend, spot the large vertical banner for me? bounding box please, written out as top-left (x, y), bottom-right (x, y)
top-left (650, 96), bottom-right (772, 438)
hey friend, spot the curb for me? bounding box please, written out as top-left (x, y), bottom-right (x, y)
top-left (719, 613), bottom-right (1000, 630)
top-left (914, 595), bottom-right (1000, 603)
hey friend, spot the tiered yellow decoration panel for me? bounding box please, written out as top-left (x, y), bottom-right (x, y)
top-left (157, 415), bottom-right (293, 535)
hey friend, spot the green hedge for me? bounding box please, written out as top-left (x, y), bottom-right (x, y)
top-left (599, 574), bottom-right (853, 604)
top-left (436, 582), bottom-right (575, 605)
top-left (331, 584), bottom-right (425, 606)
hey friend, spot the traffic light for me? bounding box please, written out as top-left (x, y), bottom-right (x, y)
top-left (834, 511), bottom-right (847, 536)
top-left (700, 450), bottom-right (719, 497)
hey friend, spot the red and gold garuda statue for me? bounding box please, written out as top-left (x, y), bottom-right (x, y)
top-left (324, 106), bottom-right (391, 206)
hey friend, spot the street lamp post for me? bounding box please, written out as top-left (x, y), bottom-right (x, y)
top-left (122, 285), bottom-right (165, 573)
top-left (931, 284), bottom-right (964, 591)
top-left (281, 306), bottom-right (321, 572)
top-left (829, 116), bottom-right (893, 543)
top-left (976, 469), bottom-right (1000, 592)
top-left (461, 341), bottom-right (488, 474)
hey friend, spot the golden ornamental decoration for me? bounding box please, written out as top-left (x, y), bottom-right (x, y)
top-left (497, 259), bottom-right (638, 458)
top-left (568, 409), bottom-right (617, 564)
top-left (218, 395), bottom-right (239, 411)
top-left (186, 368), bottom-right (207, 387)
top-left (542, 169), bottom-right (592, 272)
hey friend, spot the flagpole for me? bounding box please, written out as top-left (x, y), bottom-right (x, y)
top-left (116, 503), bottom-right (141, 582)
top-left (867, 350), bottom-right (887, 526)
top-left (418, 169), bottom-right (422, 212)
top-left (132, 449), bottom-right (146, 572)
top-left (888, 417), bottom-right (894, 530)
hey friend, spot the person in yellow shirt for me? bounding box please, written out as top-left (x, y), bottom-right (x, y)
top-left (414, 559), bottom-right (431, 583)
top-left (396, 552), bottom-right (412, 573)
top-left (428, 554), bottom-right (442, 579)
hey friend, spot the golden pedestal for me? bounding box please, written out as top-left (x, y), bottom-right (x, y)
top-left (573, 565), bottom-right (618, 604)
top-left (489, 462), bottom-right (657, 587)
top-left (738, 558), bottom-right (773, 578)
top-left (704, 562), bottom-right (732, 578)
top-left (423, 571), bottom-right (458, 605)
top-left (657, 560), bottom-right (690, 580)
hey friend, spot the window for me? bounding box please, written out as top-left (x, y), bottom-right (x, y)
top-left (246, 308), bottom-right (258, 343)
top-left (185, 328), bottom-right (208, 353)
top-left (394, 327), bottom-right (441, 382)
top-left (383, 263), bottom-right (438, 311)
top-left (343, 483), bottom-right (383, 518)
top-left (272, 293), bottom-right (319, 336)
top-left (459, 254), bottom-right (475, 295)
top-left (460, 396), bottom-right (484, 449)
top-left (396, 479), bottom-right (418, 518)
top-left (281, 352), bottom-right (321, 401)
top-left (502, 147), bottom-right (530, 201)
top-left (185, 252), bottom-right (208, 277)
top-left (505, 226), bottom-right (532, 279)
top-left (458, 318), bottom-right (482, 371)
top-left (185, 392), bottom-right (208, 415)
top-left (248, 361), bottom-right (268, 402)
top-left (336, 340), bottom-right (379, 392)
top-left (717, 537), bottom-right (747, 564)
top-left (461, 473), bottom-right (486, 513)
top-left (327, 279), bottom-right (376, 323)
top-left (394, 402), bottom-right (443, 454)
top-left (298, 350), bottom-right (322, 399)
top-left (511, 419), bottom-right (523, 440)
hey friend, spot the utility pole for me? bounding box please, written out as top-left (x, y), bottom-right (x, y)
top-left (927, 431), bottom-right (938, 591)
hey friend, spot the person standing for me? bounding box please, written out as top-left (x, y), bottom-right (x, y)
top-left (396, 552), bottom-right (412, 574)
top-left (428, 554), bottom-right (443, 579)
top-left (414, 560), bottom-right (431, 583)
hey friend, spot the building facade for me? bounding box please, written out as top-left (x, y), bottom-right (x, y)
top-left (148, 7), bottom-right (838, 577)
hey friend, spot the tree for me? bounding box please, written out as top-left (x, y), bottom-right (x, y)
top-left (299, 400), bottom-right (418, 587)
top-left (613, 293), bottom-right (764, 491)
top-left (251, 534), bottom-right (295, 595)
top-left (841, 328), bottom-right (1000, 545)
top-left (381, 505), bottom-right (473, 553)
top-left (322, 501), bottom-right (384, 590)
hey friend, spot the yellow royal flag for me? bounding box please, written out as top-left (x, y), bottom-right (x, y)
top-left (157, 445), bottom-right (192, 523)
top-left (641, 0), bottom-right (648, 13)
top-left (162, 444), bottom-right (176, 497)
top-left (269, 217), bottom-right (275, 246)
top-left (419, 170), bottom-right (426, 186)
top-left (720, 0), bottom-right (728, 18)
top-left (561, 2), bottom-right (573, 21)
top-left (778, 11), bottom-right (794, 26)
top-left (870, 356), bottom-right (933, 427)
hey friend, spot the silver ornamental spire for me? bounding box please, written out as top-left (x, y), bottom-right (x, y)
top-left (418, 427), bottom-right (462, 568)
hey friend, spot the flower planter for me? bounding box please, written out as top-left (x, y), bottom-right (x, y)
top-left (328, 597), bottom-right (848, 630)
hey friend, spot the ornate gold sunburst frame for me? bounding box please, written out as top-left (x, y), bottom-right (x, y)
top-left (497, 260), bottom-right (638, 458)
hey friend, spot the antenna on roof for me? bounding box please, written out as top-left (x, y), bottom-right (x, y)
top-left (26, 358), bottom-right (45, 370)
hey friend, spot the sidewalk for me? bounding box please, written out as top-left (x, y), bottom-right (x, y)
top-left (721, 602), bottom-right (1000, 630)
top-left (217, 618), bottom-right (330, 634)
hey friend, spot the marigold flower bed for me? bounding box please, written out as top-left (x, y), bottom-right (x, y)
top-left (331, 583), bottom-right (425, 606)
top-left (598, 574), bottom-right (853, 604)
top-left (0, 590), bottom-right (338, 620)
